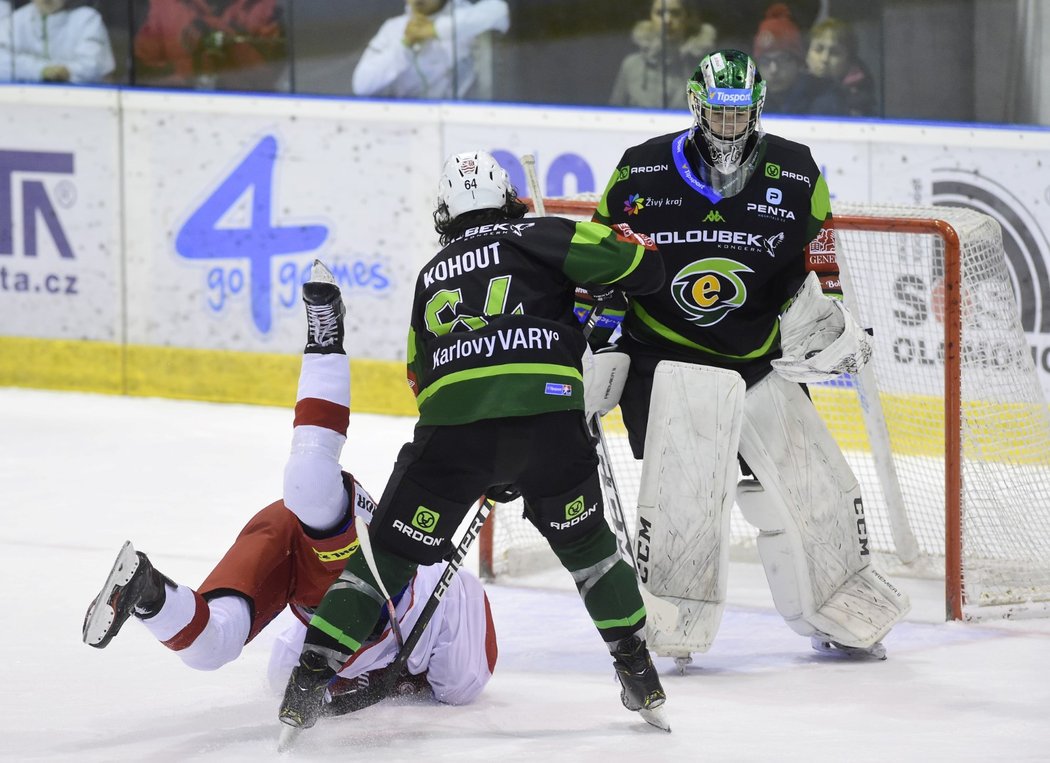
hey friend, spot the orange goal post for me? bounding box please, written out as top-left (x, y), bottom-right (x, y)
top-left (478, 198), bottom-right (1050, 622)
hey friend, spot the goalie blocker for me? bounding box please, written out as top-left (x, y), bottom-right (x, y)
top-left (628, 361), bottom-right (909, 657)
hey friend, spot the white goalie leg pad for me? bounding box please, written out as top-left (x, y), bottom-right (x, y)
top-left (635, 361), bottom-right (744, 656)
top-left (737, 373), bottom-right (910, 647)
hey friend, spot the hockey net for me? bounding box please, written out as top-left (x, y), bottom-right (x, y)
top-left (478, 198), bottom-right (1050, 621)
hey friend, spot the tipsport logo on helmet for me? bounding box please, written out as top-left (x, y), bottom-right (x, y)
top-left (707, 88), bottom-right (753, 105)
top-left (671, 258), bottom-right (753, 326)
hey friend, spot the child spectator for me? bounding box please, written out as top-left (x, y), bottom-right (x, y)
top-left (806, 17), bottom-right (877, 117)
top-left (752, 2), bottom-right (846, 116)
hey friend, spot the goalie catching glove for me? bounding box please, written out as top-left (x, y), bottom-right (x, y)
top-left (771, 271), bottom-right (872, 383)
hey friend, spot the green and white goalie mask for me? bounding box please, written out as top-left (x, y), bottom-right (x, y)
top-left (687, 49), bottom-right (766, 197)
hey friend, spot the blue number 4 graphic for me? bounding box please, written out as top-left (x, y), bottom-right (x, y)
top-left (176, 135), bottom-right (327, 333)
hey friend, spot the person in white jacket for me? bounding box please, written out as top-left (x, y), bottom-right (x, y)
top-left (353, 0), bottom-right (509, 100)
top-left (0, 0), bottom-right (114, 83)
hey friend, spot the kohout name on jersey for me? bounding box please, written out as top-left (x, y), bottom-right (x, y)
top-left (424, 241), bottom-right (503, 287)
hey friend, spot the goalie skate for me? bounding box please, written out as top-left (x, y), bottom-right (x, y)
top-left (810, 635), bottom-right (887, 661)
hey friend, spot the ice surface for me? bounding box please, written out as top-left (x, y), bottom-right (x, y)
top-left (2, 388), bottom-right (1048, 762)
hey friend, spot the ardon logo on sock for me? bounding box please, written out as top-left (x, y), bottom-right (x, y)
top-left (412, 506), bottom-right (440, 533)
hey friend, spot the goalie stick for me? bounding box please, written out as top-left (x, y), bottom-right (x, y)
top-left (278, 496), bottom-right (495, 751)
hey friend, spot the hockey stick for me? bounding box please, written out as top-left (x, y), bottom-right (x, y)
top-left (522, 153), bottom-right (545, 216)
top-left (587, 411), bottom-right (679, 632)
top-left (327, 496), bottom-right (495, 716)
top-left (354, 514), bottom-right (405, 649)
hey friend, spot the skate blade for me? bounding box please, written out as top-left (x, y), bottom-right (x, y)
top-left (277, 723), bottom-right (302, 753)
top-left (639, 705), bottom-right (671, 732)
top-left (82, 541), bottom-right (139, 647)
top-left (811, 636), bottom-right (887, 661)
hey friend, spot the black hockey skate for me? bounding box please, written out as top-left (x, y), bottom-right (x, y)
top-left (611, 635), bottom-right (670, 732)
top-left (303, 259), bottom-right (345, 354)
top-left (277, 650), bottom-right (337, 750)
top-left (82, 541), bottom-right (172, 649)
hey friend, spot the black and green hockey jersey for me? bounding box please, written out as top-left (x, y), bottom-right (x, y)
top-left (407, 216), bottom-right (664, 426)
top-left (594, 129), bottom-right (839, 381)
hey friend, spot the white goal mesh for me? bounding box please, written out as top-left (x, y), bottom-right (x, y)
top-left (482, 200), bottom-right (1050, 621)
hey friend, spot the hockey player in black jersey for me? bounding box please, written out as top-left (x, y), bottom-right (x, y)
top-left (589, 49), bottom-right (910, 666)
top-left (279, 150), bottom-right (671, 735)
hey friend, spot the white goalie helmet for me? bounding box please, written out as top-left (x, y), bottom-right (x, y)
top-left (436, 150), bottom-right (511, 220)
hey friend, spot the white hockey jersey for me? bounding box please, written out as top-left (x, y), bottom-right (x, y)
top-left (268, 561), bottom-right (496, 706)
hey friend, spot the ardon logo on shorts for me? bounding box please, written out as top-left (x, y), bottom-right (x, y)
top-left (550, 498), bottom-right (597, 530)
top-left (565, 496), bottom-right (586, 520)
top-left (412, 506), bottom-right (440, 533)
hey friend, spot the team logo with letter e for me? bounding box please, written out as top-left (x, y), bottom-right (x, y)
top-left (671, 258), bottom-right (754, 326)
top-left (412, 506), bottom-right (440, 533)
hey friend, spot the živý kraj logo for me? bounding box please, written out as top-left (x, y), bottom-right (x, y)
top-left (176, 136), bottom-right (328, 333)
top-left (624, 193), bottom-right (644, 216)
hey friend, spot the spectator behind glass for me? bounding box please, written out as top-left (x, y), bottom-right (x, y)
top-left (752, 2), bottom-right (846, 116)
top-left (352, 0), bottom-right (509, 100)
top-left (134, 0), bottom-right (286, 91)
top-left (806, 17), bottom-right (876, 117)
top-left (0, 0), bottom-right (114, 83)
top-left (609, 0), bottom-right (717, 109)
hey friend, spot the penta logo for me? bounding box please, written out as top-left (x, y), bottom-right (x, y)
top-left (747, 203), bottom-right (796, 220)
top-left (0, 149), bottom-right (76, 258)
